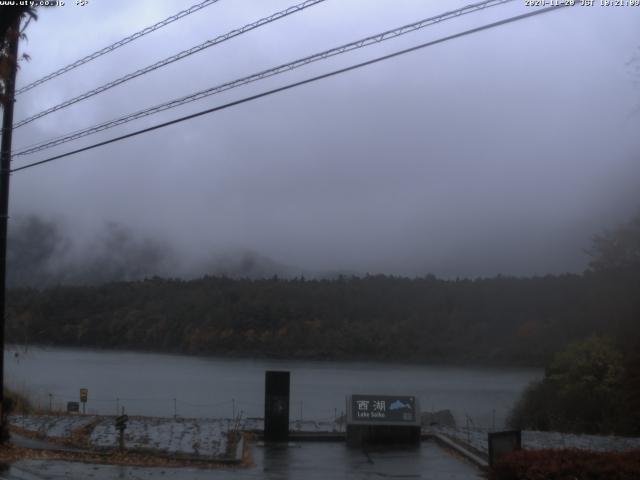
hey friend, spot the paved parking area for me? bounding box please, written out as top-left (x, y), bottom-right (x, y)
top-left (2, 440), bottom-right (482, 479)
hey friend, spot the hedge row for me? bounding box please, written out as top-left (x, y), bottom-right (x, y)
top-left (491, 449), bottom-right (640, 480)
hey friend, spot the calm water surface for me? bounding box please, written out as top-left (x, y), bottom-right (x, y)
top-left (5, 346), bottom-right (541, 428)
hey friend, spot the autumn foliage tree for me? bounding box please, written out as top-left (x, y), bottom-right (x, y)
top-left (0, 6), bottom-right (36, 106)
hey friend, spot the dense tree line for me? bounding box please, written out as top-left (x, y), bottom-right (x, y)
top-left (5, 213), bottom-right (640, 366)
top-left (5, 267), bottom-right (638, 366)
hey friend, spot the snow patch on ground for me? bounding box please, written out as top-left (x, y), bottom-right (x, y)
top-left (9, 414), bottom-right (343, 458)
top-left (429, 426), bottom-right (640, 454)
top-left (11, 415), bottom-right (94, 438)
top-left (10, 415), bottom-right (230, 458)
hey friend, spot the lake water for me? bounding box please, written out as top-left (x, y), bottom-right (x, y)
top-left (5, 345), bottom-right (541, 428)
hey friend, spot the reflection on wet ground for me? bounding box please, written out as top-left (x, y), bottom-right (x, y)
top-left (4, 440), bottom-right (482, 479)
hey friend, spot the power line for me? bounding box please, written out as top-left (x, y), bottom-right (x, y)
top-left (13, 0), bottom-right (327, 129)
top-left (11, 4), bottom-right (570, 174)
top-left (15, 0), bottom-right (223, 96)
top-left (13, 0), bottom-right (515, 158)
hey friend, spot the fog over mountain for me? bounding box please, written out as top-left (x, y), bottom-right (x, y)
top-left (7, 216), bottom-right (362, 287)
top-left (7, 216), bottom-right (282, 287)
top-left (7, 1), bottom-right (640, 281)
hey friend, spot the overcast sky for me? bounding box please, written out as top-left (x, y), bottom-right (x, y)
top-left (7, 0), bottom-right (640, 278)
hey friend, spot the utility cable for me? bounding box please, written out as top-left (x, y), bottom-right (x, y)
top-left (11, 5), bottom-right (569, 174)
top-left (16, 0), bottom-right (223, 95)
top-left (13, 0), bottom-right (327, 128)
top-left (13, 0), bottom-right (514, 157)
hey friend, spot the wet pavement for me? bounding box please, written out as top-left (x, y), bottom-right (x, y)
top-left (1, 440), bottom-right (483, 479)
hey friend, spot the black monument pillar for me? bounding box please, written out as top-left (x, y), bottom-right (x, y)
top-left (264, 370), bottom-right (290, 442)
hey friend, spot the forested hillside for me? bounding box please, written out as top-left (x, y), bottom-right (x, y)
top-left (6, 213), bottom-right (640, 366)
top-left (6, 268), bottom-right (639, 366)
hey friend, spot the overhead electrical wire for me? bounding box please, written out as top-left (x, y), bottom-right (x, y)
top-left (13, 0), bottom-right (515, 158)
top-left (11, 4), bottom-right (570, 174)
top-left (13, 0), bottom-right (327, 129)
top-left (15, 0), bottom-right (223, 95)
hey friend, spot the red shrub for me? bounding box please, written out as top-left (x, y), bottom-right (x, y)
top-left (490, 449), bottom-right (640, 480)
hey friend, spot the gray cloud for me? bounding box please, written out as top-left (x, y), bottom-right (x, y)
top-left (7, 0), bottom-right (640, 279)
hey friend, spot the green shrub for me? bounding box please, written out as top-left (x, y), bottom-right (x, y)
top-left (508, 336), bottom-right (627, 434)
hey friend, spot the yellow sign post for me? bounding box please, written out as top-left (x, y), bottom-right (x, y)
top-left (80, 388), bottom-right (88, 414)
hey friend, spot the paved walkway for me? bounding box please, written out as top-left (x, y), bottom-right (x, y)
top-left (2, 440), bottom-right (482, 479)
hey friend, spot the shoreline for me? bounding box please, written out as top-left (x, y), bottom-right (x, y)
top-left (5, 343), bottom-right (546, 369)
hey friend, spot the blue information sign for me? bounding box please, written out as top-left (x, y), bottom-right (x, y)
top-left (350, 395), bottom-right (417, 423)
